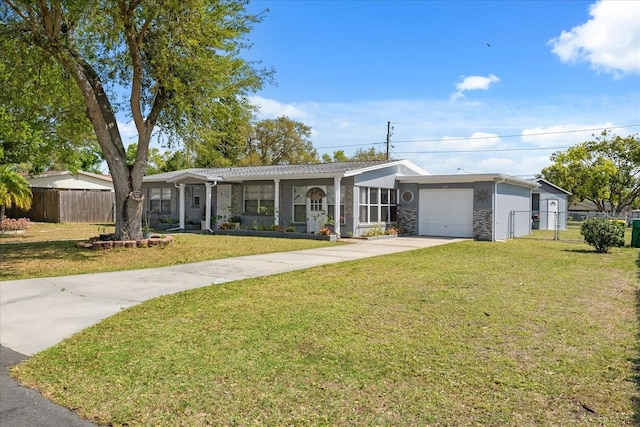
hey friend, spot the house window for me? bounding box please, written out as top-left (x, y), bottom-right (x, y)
top-left (150, 187), bottom-right (171, 213)
top-left (192, 187), bottom-right (201, 208)
top-left (244, 184), bottom-right (274, 214)
top-left (358, 187), bottom-right (397, 224)
top-left (293, 186), bottom-right (307, 222)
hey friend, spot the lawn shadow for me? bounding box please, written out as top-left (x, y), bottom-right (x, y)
top-left (633, 252), bottom-right (640, 425)
top-left (0, 240), bottom-right (99, 280)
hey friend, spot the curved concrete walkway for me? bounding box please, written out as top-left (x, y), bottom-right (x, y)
top-left (0, 236), bottom-right (460, 426)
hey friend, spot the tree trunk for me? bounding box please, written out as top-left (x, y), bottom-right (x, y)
top-left (62, 57), bottom-right (147, 241)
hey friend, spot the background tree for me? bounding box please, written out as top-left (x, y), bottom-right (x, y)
top-left (1, 1), bottom-right (269, 239)
top-left (126, 144), bottom-right (167, 175)
top-left (0, 37), bottom-right (101, 173)
top-left (240, 116), bottom-right (318, 165)
top-left (0, 164), bottom-right (32, 218)
top-left (539, 131), bottom-right (640, 214)
top-left (322, 150), bottom-right (348, 163)
top-left (351, 147), bottom-right (388, 161)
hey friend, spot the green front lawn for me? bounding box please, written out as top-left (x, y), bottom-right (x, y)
top-left (0, 223), bottom-right (339, 280)
top-left (12, 238), bottom-right (640, 426)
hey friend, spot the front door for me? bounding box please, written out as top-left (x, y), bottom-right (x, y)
top-left (306, 186), bottom-right (328, 234)
top-left (546, 199), bottom-right (558, 230)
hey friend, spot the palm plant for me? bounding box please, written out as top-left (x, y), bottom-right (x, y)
top-left (0, 164), bottom-right (32, 218)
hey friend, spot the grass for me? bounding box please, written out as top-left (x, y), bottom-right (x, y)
top-left (0, 223), bottom-right (340, 281)
top-left (11, 237), bottom-right (640, 426)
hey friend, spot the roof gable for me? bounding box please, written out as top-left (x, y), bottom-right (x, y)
top-left (534, 178), bottom-right (572, 195)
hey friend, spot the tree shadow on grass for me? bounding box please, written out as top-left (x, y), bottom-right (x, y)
top-left (0, 241), bottom-right (101, 280)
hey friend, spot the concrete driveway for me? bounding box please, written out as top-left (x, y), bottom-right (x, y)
top-left (1, 236), bottom-right (463, 427)
top-left (1, 236), bottom-right (461, 356)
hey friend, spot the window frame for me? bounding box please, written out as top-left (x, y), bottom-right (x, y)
top-left (358, 186), bottom-right (397, 224)
top-left (149, 187), bottom-right (172, 213)
top-left (243, 184), bottom-right (275, 214)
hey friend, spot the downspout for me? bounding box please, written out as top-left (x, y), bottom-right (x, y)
top-left (333, 175), bottom-right (342, 237)
top-left (205, 181), bottom-right (217, 233)
top-left (493, 178), bottom-right (506, 241)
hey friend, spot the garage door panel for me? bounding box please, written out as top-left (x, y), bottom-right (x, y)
top-left (419, 189), bottom-right (474, 237)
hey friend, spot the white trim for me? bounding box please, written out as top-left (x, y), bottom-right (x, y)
top-left (398, 173), bottom-right (539, 189)
top-left (274, 178), bottom-right (280, 226)
top-left (333, 176), bottom-right (341, 237)
top-left (178, 183), bottom-right (186, 229)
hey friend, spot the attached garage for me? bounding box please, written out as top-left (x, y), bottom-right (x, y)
top-left (418, 189), bottom-right (473, 237)
top-left (398, 174), bottom-right (539, 241)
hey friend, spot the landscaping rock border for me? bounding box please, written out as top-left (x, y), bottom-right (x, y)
top-left (76, 235), bottom-right (174, 250)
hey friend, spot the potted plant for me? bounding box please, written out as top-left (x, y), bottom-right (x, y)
top-left (229, 215), bottom-right (241, 229)
top-left (98, 226), bottom-right (111, 241)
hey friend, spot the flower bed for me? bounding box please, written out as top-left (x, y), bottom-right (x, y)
top-left (214, 228), bottom-right (338, 241)
top-left (0, 216), bottom-right (31, 234)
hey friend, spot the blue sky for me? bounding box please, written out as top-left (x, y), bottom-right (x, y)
top-left (241, 0), bottom-right (640, 176)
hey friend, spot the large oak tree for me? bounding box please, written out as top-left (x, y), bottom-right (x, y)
top-left (240, 116), bottom-right (318, 166)
top-left (540, 131), bottom-right (640, 214)
top-left (1, 0), bottom-right (268, 239)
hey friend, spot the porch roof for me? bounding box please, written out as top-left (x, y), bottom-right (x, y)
top-left (143, 160), bottom-right (429, 184)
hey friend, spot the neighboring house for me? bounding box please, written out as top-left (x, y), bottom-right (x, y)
top-left (7, 171), bottom-right (114, 223)
top-left (142, 160), bottom-right (539, 241)
top-left (532, 179), bottom-right (571, 230)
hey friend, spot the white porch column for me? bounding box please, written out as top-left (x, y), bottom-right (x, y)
top-left (179, 183), bottom-right (186, 229)
top-left (333, 176), bottom-right (341, 237)
top-left (205, 182), bottom-right (213, 230)
top-left (273, 178), bottom-right (280, 226)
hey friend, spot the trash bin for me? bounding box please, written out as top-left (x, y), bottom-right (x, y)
top-left (632, 219), bottom-right (640, 248)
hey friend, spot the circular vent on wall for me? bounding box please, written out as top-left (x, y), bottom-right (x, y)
top-left (401, 190), bottom-right (414, 203)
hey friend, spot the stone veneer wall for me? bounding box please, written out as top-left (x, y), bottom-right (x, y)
top-left (398, 206), bottom-right (417, 234)
top-left (473, 208), bottom-right (492, 241)
top-left (344, 186), bottom-right (354, 219)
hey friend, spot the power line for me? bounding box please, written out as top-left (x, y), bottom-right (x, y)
top-left (318, 123), bottom-right (640, 151)
top-left (394, 146), bottom-right (571, 154)
top-left (391, 124), bottom-right (640, 144)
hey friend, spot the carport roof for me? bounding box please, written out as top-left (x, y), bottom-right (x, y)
top-left (397, 173), bottom-right (540, 188)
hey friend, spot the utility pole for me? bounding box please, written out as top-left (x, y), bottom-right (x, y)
top-left (386, 121), bottom-right (392, 160)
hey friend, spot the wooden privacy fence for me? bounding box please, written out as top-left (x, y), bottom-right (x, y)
top-left (7, 189), bottom-right (115, 223)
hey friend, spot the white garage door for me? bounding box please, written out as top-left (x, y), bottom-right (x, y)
top-left (419, 189), bottom-right (474, 237)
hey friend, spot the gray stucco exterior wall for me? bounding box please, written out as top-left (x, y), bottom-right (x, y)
top-left (495, 182), bottom-right (531, 240)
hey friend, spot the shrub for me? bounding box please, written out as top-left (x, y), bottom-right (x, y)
top-left (0, 216), bottom-right (31, 232)
top-left (580, 217), bottom-right (624, 253)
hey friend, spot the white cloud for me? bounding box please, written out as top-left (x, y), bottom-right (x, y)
top-left (442, 132), bottom-right (503, 150)
top-left (117, 120), bottom-right (139, 143)
top-left (249, 95), bottom-right (309, 119)
top-left (450, 74), bottom-right (500, 100)
top-left (246, 95), bottom-right (638, 176)
top-left (521, 123), bottom-right (614, 147)
top-left (548, 1), bottom-right (640, 76)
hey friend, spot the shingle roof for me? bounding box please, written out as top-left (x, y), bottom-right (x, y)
top-left (144, 160), bottom-right (423, 182)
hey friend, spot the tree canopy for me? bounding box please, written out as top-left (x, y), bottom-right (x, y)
top-left (240, 116), bottom-right (318, 165)
top-left (539, 131), bottom-right (640, 214)
top-left (322, 147), bottom-right (388, 163)
top-left (0, 36), bottom-right (101, 173)
top-left (1, 0), bottom-right (269, 239)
